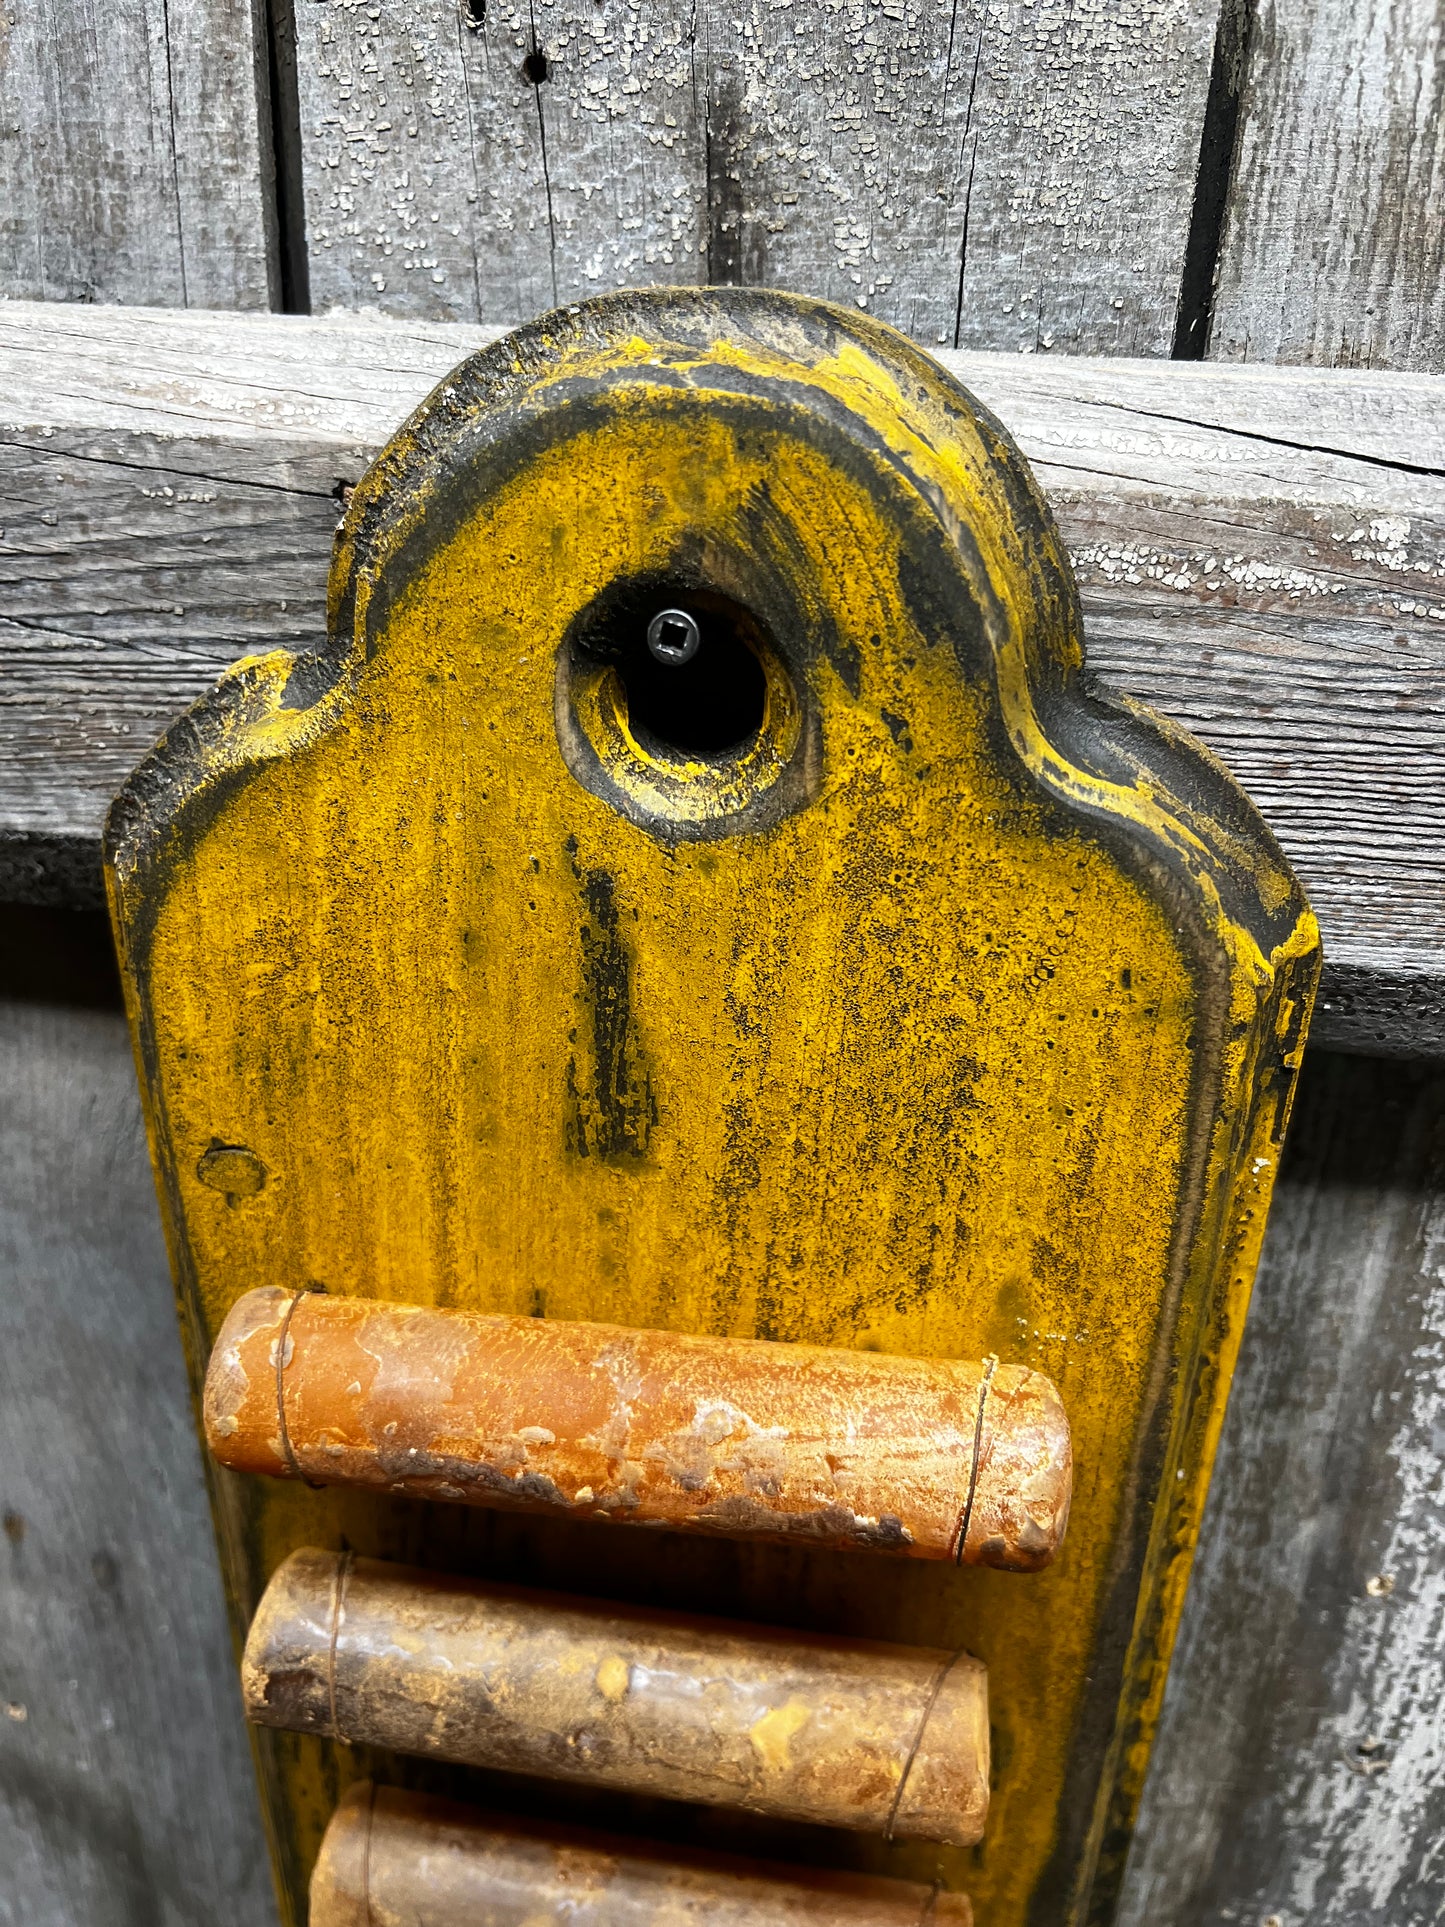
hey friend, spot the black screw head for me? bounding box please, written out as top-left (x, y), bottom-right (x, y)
top-left (647, 608), bottom-right (702, 665)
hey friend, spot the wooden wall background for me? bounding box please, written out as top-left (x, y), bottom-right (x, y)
top-left (8, 0), bottom-right (1444, 363)
top-left (2, 1), bottom-right (1443, 1923)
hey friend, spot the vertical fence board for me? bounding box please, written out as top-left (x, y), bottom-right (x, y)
top-left (0, 912), bottom-right (278, 1927)
top-left (699, 0), bottom-right (1223, 354)
top-left (0, 0), bottom-right (276, 307)
top-left (296, 0), bottom-right (1221, 353)
top-left (1209, 0), bottom-right (1445, 370)
top-left (296, 1), bottom-right (702, 322)
top-left (1119, 1050), bottom-right (1445, 1927)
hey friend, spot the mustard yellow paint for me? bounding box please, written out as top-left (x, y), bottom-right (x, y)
top-left (594, 1655), bottom-right (631, 1704)
top-left (107, 291), bottom-right (1317, 1927)
top-left (749, 1700), bottom-right (813, 1774)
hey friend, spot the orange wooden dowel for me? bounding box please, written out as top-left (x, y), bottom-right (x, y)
top-left (206, 1285), bottom-right (1070, 1568)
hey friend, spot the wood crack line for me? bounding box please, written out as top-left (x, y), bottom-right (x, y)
top-left (1065, 399), bottom-right (1445, 480)
top-left (326, 1549), bottom-right (355, 1745)
top-left (885, 1647), bottom-right (967, 1843)
top-left (0, 434), bottom-right (336, 499)
top-left (952, 1351), bottom-right (998, 1563)
top-left (275, 1287), bottom-right (327, 1489)
top-left (527, 0), bottom-right (559, 308)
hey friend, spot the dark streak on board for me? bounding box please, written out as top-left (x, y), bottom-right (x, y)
top-left (565, 857), bottom-right (657, 1162)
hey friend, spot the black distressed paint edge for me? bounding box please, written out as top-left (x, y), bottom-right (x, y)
top-left (1172, 0), bottom-right (1253, 360)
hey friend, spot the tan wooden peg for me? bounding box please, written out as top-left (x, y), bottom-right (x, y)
top-left (312, 1783), bottom-right (974, 1926)
top-left (244, 1549), bottom-right (991, 1847)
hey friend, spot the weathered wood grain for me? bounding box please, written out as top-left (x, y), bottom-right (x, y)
top-left (0, 908), bottom-right (279, 1927)
top-left (0, 0), bottom-right (277, 308)
top-left (1209, 0), bottom-right (1445, 370)
top-left (297, 0), bottom-right (700, 323)
top-left (294, 0), bottom-right (1222, 355)
top-left (1119, 1048), bottom-right (1445, 1926)
top-left (1, 302), bottom-right (1441, 1055)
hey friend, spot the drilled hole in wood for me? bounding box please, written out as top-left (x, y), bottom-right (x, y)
top-left (557, 574), bottom-right (811, 835)
top-left (522, 48), bottom-right (549, 84)
top-left (572, 584), bottom-right (770, 758)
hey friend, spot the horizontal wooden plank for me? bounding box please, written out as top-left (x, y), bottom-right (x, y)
top-left (1, 300), bottom-right (1441, 1055)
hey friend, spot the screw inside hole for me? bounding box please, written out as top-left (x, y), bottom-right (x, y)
top-left (570, 583), bottom-right (773, 758)
top-left (647, 608), bottom-right (701, 665)
top-left (559, 575), bottom-right (813, 832)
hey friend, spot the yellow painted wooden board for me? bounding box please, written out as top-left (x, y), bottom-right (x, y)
top-left (106, 290), bottom-right (1318, 1927)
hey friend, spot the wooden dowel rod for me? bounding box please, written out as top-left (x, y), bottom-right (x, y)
top-left (207, 1286), bottom-right (1070, 1569)
top-left (244, 1550), bottom-right (990, 1846)
top-left (311, 1782), bottom-right (974, 1926)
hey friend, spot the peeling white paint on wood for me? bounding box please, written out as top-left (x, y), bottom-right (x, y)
top-left (296, 0), bottom-right (703, 322)
top-left (294, 0), bottom-right (1222, 354)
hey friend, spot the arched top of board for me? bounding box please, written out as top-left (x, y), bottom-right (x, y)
top-left (105, 288), bottom-right (1319, 1927)
top-left (110, 287), bottom-right (1308, 975)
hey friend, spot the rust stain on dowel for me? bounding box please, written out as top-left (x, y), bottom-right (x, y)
top-left (312, 1782), bottom-right (974, 1926)
top-left (206, 1286), bottom-right (1070, 1568)
top-left (244, 1549), bottom-right (990, 1845)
